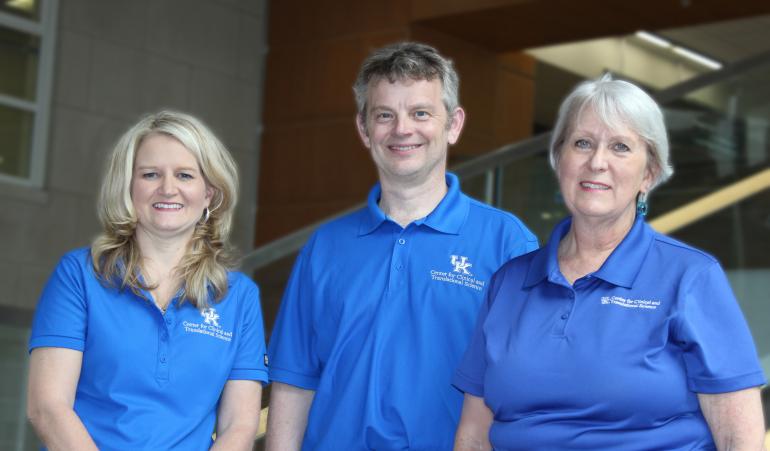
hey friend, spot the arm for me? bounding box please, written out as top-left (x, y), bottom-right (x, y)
top-left (698, 387), bottom-right (765, 451)
top-left (211, 380), bottom-right (262, 450)
top-left (27, 347), bottom-right (98, 451)
top-left (265, 382), bottom-right (315, 451)
top-left (454, 393), bottom-right (493, 451)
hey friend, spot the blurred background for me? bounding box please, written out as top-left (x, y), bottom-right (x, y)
top-left (1, 0), bottom-right (768, 448)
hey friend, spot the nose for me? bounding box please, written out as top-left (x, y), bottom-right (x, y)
top-left (393, 114), bottom-right (413, 136)
top-left (589, 147), bottom-right (609, 172)
top-left (158, 174), bottom-right (177, 196)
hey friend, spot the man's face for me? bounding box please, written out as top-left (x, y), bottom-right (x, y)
top-left (356, 78), bottom-right (465, 187)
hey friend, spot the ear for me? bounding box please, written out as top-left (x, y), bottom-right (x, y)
top-left (641, 157), bottom-right (658, 194)
top-left (447, 107), bottom-right (466, 145)
top-left (205, 185), bottom-right (215, 207)
top-left (355, 114), bottom-right (371, 149)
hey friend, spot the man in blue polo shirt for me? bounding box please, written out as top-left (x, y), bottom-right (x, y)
top-left (265, 42), bottom-right (538, 450)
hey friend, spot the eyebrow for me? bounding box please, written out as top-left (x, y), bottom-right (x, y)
top-left (572, 130), bottom-right (635, 141)
top-left (370, 102), bottom-right (438, 111)
top-left (409, 103), bottom-right (436, 110)
top-left (135, 165), bottom-right (200, 172)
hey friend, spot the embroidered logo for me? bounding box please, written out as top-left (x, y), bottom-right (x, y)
top-left (601, 296), bottom-right (660, 310)
top-left (429, 254), bottom-right (485, 292)
top-left (201, 307), bottom-right (220, 327)
top-left (183, 307), bottom-right (232, 342)
top-left (451, 255), bottom-right (473, 275)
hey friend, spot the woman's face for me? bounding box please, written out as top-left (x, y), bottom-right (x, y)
top-left (557, 108), bottom-right (653, 225)
top-left (131, 133), bottom-right (212, 242)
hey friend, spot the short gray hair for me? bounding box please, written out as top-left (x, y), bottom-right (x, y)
top-left (353, 42), bottom-right (460, 121)
top-left (549, 74), bottom-right (673, 190)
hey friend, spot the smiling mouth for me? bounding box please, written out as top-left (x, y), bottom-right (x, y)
top-left (388, 144), bottom-right (422, 151)
top-left (580, 182), bottom-right (610, 190)
top-left (153, 202), bottom-right (183, 210)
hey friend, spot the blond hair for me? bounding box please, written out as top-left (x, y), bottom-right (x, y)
top-left (91, 110), bottom-right (239, 309)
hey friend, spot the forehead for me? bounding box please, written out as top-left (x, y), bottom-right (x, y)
top-left (366, 77), bottom-right (443, 107)
top-left (571, 105), bottom-right (638, 139)
top-left (134, 133), bottom-right (199, 166)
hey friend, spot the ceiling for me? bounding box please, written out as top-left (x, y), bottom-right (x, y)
top-left (659, 14), bottom-right (770, 64)
top-left (412, 0), bottom-right (770, 55)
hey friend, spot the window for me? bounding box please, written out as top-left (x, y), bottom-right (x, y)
top-left (0, 0), bottom-right (57, 187)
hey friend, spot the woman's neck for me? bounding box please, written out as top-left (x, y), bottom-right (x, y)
top-left (134, 229), bottom-right (192, 308)
top-left (558, 213), bottom-right (636, 284)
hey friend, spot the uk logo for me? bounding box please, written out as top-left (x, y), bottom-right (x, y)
top-left (201, 307), bottom-right (220, 327)
top-left (451, 255), bottom-right (473, 275)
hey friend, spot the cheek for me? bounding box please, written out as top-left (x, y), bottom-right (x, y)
top-left (129, 181), bottom-right (145, 202)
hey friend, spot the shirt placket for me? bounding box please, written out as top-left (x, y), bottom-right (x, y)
top-left (388, 226), bottom-right (413, 290)
top-left (156, 305), bottom-right (173, 384)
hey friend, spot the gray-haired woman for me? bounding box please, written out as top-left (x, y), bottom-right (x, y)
top-left (453, 76), bottom-right (765, 450)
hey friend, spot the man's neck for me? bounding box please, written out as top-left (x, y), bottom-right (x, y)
top-left (378, 170), bottom-right (448, 228)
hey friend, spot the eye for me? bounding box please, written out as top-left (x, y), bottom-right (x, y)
top-left (574, 139), bottom-right (591, 150)
top-left (141, 172), bottom-right (158, 179)
top-left (374, 111), bottom-right (394, 123)
top-left (414, 110), bottom-right (430, 120)
top-left (612, 142), bottom-right (630, 152)
top-left (177, 172), bottom-right (194, 180)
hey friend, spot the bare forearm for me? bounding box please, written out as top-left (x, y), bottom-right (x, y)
top-left (210, 423), bottom-right (259, 451)
top-left (454, 394), bottom-right (493, 451)
top-left (699, 388), bottom-right (765, 451)
top-left (454, 432), bottom-right (492, 451)
top-left (265, 383), bottom-right (315, 451)
top-left (212, 380), bottom-right (261, 451)
top-left (28, 405), bottom-right (98, 451)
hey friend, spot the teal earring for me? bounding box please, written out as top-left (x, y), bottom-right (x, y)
top-left (636, 192), bottom-right (648, 217)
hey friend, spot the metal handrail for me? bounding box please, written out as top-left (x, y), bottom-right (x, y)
top-left (240, 50), bottom-right (770, 274)
top-left (650, 168), bottom-right (770, 234)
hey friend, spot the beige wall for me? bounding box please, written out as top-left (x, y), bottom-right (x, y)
top-left (0, 0), bottom-right (268, 311)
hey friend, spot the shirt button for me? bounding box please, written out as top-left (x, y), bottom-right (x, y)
top-left (398, 238), bottom-right (406, 245)
top-left (160, 356), bottom-right (167, 363)
top-left (165, 317), bottom-right (172, 325)
top-left (561, 313), bottom-right (569, 320)
top-left (161, 332), bottom-right (168, 341)
top-left (396, 264), bottom-right (403, 270)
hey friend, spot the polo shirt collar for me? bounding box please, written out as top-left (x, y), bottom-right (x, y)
top-left (524, 215), bottom-right (654, 289)
top-left (358, 173), bottom-right (469, 236)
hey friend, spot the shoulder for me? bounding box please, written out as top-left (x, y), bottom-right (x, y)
top-left (465, 196), bottom-right (537, 240)
top-left (496, 247), bottom-right (540, 278)
top-left (226, 271), bottom-right (260, 295)
top-left (62, 246), bottom-right (91, 263)
top-left (649, 227), bottom-right (719, 267)
top-left (297, 206), bottom-right (368, 257)
top-left (487, 248), bottom-right (540, 297)
top-left (55, 247), bottom-right (93, 274)
top-left (313, 207), bottom-right (367, 237)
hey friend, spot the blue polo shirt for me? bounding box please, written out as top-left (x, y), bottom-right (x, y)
top-left (454, 216), bottom-right (766, 450)
top-left (268, 173), bottom-right (537, 450)
top-left (29, 248), bottom-right (268, 450)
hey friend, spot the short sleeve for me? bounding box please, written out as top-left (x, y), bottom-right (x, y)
top-left (453, 273), bottom-right (500, 397)
top-left (674, 261), bottom-right (766, 393)
top-left (506, 220), bottom-right (539, 261)
top-left (267, 239), bottom-right (322, 390)
top-left (29, 251), bottom-right (89, 353)
top-left (229, 277), bottom-right (269, 383)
